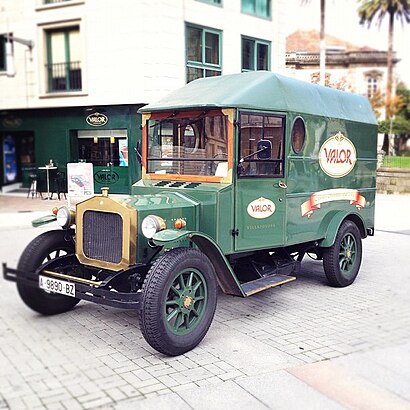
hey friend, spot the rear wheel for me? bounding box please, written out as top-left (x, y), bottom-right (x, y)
top-left (17, 230), bottom-right (80, 315)
top-left (139, 248), bottom-right (217, 356)
top-left (323, 220), bottom-right (362, 287)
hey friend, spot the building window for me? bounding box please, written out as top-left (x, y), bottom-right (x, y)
top-left (242, 37), bottom-right (270, 71)
top-left (241, 0), bottom-right (271, 18)
top-left (196, 0), bottom-right (221, 4)
top-left (0, 35), bottom-right (7, 71)
top-left (367, 77), bottom-right (378, 98)
top-left (186, 25), bottom-right (222, 83)
top-left (46, 27), bottom-right (81, 92)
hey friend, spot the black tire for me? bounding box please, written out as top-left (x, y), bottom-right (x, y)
top-left (323, 220), bottom-right (362, 287)
top-left (139, 248), bottom-right (217, 356)
top-left (17, 230), bottom-right (80, 315)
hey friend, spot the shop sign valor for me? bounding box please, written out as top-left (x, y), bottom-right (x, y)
top-left (86, 112), bottom-right (109, 127)
top-left (94, 170), bottom-right (119, 185)
top-left (319, 132), bottom-right (357, 178)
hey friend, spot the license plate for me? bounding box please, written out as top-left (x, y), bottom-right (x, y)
top-left (39, 275), bottom-right (76, 298)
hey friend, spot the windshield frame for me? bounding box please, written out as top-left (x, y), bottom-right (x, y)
top-left (141, 108), bottom-right (234, 183)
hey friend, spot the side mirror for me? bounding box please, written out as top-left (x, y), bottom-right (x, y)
top-left (257, 140), bottom-right (272, 160)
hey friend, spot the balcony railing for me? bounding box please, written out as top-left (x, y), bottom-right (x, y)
top-left (43, 0), bottom-right (72, 4)
top-left (286, 51), bottom-right (398, 68)
top-left (46, 61), bottom-right (82, 92)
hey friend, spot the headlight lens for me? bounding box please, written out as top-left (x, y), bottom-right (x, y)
top-left (56, 207), bottom-right (74, 229)
top-left (141, 215), bottom-right (166, 239)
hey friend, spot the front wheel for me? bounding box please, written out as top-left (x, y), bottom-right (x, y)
top-left (323, 220), bottom-right (362, 287)
top-left (17, 230), bottom-right (80, 315)
top-left (139, 248), bottom-right (217, 356)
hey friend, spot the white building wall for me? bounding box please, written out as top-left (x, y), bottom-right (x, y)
top-left (0, 0), bottom-right (287, 110)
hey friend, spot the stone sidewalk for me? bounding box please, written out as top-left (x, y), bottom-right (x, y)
top-left (0, 193), bottom-right (409, 409)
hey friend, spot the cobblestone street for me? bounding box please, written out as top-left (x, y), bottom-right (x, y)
top-left (0, 194), bottom-right (409, 409)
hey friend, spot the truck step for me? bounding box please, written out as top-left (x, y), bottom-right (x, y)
top-left (241, 274), bottom-right (296, 297)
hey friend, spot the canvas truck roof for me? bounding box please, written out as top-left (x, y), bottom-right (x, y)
top-left (139, 71), bottom-right (377, 125)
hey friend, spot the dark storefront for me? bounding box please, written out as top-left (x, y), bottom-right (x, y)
top-left (0, 104), bottom-right (143, 195)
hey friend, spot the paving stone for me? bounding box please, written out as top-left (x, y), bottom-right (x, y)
top-left (138, 383), bottom-right (167, 395)
top-left (237, 370), bottom-right (344, 410)
top-left (178, 380), bottom-right (268, 410)
top-left (1, 195), bottom-right (410, 409)
top-left (114, 392), bottom-right (188, 410)
top-left (106, 387), bottom-right (128, 402)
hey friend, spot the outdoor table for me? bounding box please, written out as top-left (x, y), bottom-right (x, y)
top-left (38, 166), bottom-right (57, 200)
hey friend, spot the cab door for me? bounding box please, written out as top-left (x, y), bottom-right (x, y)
top-left (234, 112), bottom-right (287, 252)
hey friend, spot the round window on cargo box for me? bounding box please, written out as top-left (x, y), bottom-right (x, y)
top-left (291, 117), bottom-right (306, 154)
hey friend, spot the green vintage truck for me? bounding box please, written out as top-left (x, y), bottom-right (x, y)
top-left (4, 72), bottom-right (377, 355)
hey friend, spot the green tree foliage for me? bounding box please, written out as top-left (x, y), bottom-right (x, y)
top-left (358, 1), bottom-right (410, 120)
top-left (378, 83), bottom-right (410, 150)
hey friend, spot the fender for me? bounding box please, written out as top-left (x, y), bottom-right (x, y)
top-left (318, 211), bottom-right (366, 248)
top-left (32, 214), bottom-right (57, 227)
top-left (152, 230), bottom-right (244, 297)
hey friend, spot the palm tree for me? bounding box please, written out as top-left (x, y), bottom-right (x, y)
top-left (302, 0), bottom-right (326, 86)
top-left (358, 1), bottom-right (410, 120)
top-left (319, 0), bottom-right (325, 86)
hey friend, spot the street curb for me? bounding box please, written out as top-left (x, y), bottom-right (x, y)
top-left (0, 211), bottom-right (55, 229)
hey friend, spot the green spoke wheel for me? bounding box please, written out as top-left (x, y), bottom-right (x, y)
top-left (165, 268), bottom-right (207, 336)
top-left (323, 220), bottom-right (362, 287)
top-left (139, 248), bottom-right (217, 356)
top-left (338, 233), bottom-right (357, 273)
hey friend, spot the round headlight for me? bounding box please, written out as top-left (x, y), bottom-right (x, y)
top-left (56, 207), bottom-right (74, 229)
top-left (141, 215), bottom-right (166, 239)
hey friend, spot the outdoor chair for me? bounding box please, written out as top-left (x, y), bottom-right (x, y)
top-left (51, 171), bottom-right (67, 200)
top-left (27, 173), bottom-right (43, 199)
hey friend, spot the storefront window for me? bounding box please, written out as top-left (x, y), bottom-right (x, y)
top-left (77, 130), bottom-right (128, 167)
top-left (2, 135), bottom-right (18, 184)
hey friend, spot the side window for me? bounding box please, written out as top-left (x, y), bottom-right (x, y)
top-left (291, 117), bottom-right (306, 154)
top-left (239, 113), bottom-right (284, 177)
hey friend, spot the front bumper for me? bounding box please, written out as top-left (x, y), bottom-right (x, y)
top-left (3, 261), bottom-right (142, 310)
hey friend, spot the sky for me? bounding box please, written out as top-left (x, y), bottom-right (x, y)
top-left (285, 0), bottom-right (410, 86)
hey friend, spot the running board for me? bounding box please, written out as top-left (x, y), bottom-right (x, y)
top-left (241, 274), bottom-right (296, 297)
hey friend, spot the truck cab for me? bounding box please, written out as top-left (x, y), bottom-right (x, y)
top-left (4, 72), bottom-right (378, 356)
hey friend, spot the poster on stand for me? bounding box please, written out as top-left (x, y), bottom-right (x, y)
top-left (67, 163), bottom-right (94, 206)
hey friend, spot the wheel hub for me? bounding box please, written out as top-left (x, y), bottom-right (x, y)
top-left (183, 295), bottom-right (193, 309)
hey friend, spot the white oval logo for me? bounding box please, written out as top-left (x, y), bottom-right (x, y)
top-left (86, 112), bottom-right (108, 127)
top-left (319, 132), bottom-right (357, 178)
top-left (247, 197), bottom-right (275, 219)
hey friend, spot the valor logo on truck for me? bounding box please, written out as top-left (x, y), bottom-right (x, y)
top-left (319, 132), bottom-right (356, 178)
top-left (247, 197), bottom-right (275, 219)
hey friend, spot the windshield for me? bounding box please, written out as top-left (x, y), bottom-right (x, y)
top-left (146, 111), bottom-right (229, 178)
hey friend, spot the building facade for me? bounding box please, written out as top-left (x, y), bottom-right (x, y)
top-left (285, 30), bottom-right (398, 119)
top-left (0, 0), bottom-right (286, 193)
